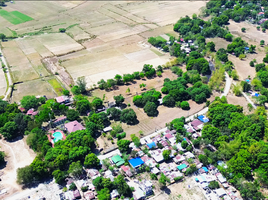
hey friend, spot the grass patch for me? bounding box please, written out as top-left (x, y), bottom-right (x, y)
top-left (150, 48), bottom-right (164, 56)
top-left (0, 10), bottom-right (33, 25)
top-left (155, 36), bottom-right (166, 42)
top-left (4, 72), bottom-right (9, 93)
top-left (47, 78), bottom-right (64, 96)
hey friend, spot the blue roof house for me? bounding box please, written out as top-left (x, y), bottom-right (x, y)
top-left (147, 142), bottom-right (156, 149)
top-left (129, 158), bottom-right (144, 169)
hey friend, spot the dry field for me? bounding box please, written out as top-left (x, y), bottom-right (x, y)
top-left (227, 92), bottom-right (252, 115)
top-left (1, 1), bottom-right (206, 91)
top-left (0, 69), bottom-right (6, 98)
top-left (12, 78), bottom-right (57, 103)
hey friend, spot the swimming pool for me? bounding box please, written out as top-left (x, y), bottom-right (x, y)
top-left (53, 131), bottom-right (63, 143)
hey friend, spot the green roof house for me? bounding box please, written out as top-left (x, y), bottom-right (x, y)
top-left (111, 155), bottom-right (125, 167)
top-left (177, 164), bottom-right (187, 171)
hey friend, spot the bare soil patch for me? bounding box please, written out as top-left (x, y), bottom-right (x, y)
top-left (227, 92), bottom-right (252, 115)
top-left (0, 137), bottom-right (36, 199)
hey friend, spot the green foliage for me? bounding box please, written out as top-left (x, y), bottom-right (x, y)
top-left (67, 109), bottom-right (80, 121)
top-left (180, 101), bottom-right (190, 110)
top-left (107, 107), bottom-right (121, 121)
top-left (0, 121), bottom-right (19, 140)
top-left (159, 173), bottom-right (170, 188)
top-left (97, 188), bottom-right (111, 200)
top-left (114, 175), bottom-right (132, 196)
top-left (59, 28), bottom-right (66, 33)
top-left (207, 41), bottom-right (215, 52)
top-left (186, 58), bottom-right (210, 75)
top-left (71, 85), bottom-right (81, 95)
top-left (120, 108), bottom-right (137, 124)
top-left (69, 182), bottom-right (77, 191)
top-left (144, 101), bottom-right (158, 116)
top-left (241, 28), bottom-right (246, 32)
top-left (208, 181), bottom-right (219, 189)
top-left (162, 149), bottom-right (171, 160)
top-left (130, 134), bottom-right (140, 147)
top-left (117, 140), bottom-right (131, 153)
top-left (150, 173), bottom-right (158, 180)
top-left (76, 100), bottom-right (91, 115)
top-left (181, 140), bottom-right (188, 149)
top-left (142, 64), bottom-right (156, 78)
top-left (84, 153), bottom-right (100, 168)
top-left (260, 40), bottom-right (265, 46)
top-left (17, 166), bottom-right (34, 186)
top-left (21, 95), bottom-right (39, 110)
top-left (114, 94), bottom-right (124, 106)
top-left (0, 151), bottom-right (5, 164)
top-left (68, 161), bottom-right (83, 179)
top-left (52, 170), bottom-right (67, 184)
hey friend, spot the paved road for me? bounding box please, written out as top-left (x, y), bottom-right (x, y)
top-left (0, 47), bottom-right (13, 101)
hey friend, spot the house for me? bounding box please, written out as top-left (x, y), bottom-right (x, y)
top-left (84, 191), bottom-right (96, 200)
top-left (184, 152), bottom-right (195, 159)
top-left (215, 188), bottom-right (226, 197)
top-left (64, 191), bottom-right (74, 200)
top-left (55, 96), bottom-right (70, 104)
top-left (133, 187), bottom-right (145, 200)
top-left (111, 155), bottom-right (125, 167)
top-left (198, 115), bottom-right (209, 123)
top-left (104, 170), bottom-right (115, 181)
top-left (216, 173), bottom-right (227, 183)
top-left (129, 158), bottom-right (144, 169)
top-left (173, 155), bottom-right (186, 163)
top-left (65, 178), bottom-right (74, 189)
top-left (53, 116), bottom-right (67, 126)
top-left (139, 180), bottom-right (153, 196)
top-left (108, 101), bottom-right (116, 108)
top-left (103, 126), bottom-right (112, 133)
top-left (146, 142), bottom-right (156, 149)
top-left (177, 164), bottom-right (187, 171)
top-left (73, 190), bottom-right (81, 199)
top-left (87, 169), bottom-right (100, 180)
top-left (150, 150), bottom-right (164, 163)
top-left (151, 167), bottom-right (160, 174)
top-left (121, 165), bottom-right (133, 177)
top-left (64, 120), bottom-right (85, 133)
top-left (191, 119), bottom-right (203, 130)
top-left (26, 108), bottom-right (39, 116)
top-left (19, 107), bottom-right (26, 112)
top-left (110, 189), bottom-right (119, 199)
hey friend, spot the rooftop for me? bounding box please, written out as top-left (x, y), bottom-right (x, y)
top-left (64, 120), bottom-right (85, 133)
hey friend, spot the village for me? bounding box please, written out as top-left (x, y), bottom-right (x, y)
top-left (16, 91), bottom-right (241, 200)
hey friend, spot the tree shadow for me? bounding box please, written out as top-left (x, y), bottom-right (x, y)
top-left (0, 161), bottom-right (7, 170)
top-left (127, 119), bottom-right (139, 126)
top-left (120, 103), bottom-right (127, 109)
top-left (7, 135), bottom-right (24, 143)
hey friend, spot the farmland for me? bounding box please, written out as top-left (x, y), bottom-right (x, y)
top-left (0, 1), bottom-right (206, 94)
top-left (0, 10), bottom-right (33, 25)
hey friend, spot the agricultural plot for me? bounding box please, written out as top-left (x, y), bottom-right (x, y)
top-left (1, 40), bottom-right (39, 83)
top-left (12, 78), bottom-right (57, 103)
top-left (47, 78), bottom-right (64, 96)
top-left (0, 70), bottom-right (6, 98)
top-left (0, 10), bottom-right (33, 25)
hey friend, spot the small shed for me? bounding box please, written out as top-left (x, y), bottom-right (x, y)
top-left (103, 126), bottom-right (112, 132)
top-left (202, 167), bottom-right (209, 173)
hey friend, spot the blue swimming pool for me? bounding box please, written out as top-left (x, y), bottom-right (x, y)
top-left (53, 131), bottom-right (63, 143)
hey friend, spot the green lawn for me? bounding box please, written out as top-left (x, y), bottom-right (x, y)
top-left (47, 78), bottom-right (64, 96)
top-left (0, 10), bottom-right (33, 25)
top-left (155, 36), bottom-right (167, 42)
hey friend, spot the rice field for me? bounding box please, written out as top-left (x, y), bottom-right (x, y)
top-left (0, 10), bottom-right (33, 25)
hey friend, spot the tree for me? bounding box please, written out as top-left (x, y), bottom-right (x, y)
top-left (59, 28), bottom-right (66, 33)
top-left (97, 188), bottom-right (110, 200)
top-left (117, 140), bottom-right (131, 152)
top-left (260, 40), bottom-right (265, 46)
top-left (159, 173), bottom-right (170, 188)
top-left (69, 182), bottom-right (77, 191)
top-left (231, 70), bottom-right (239, 80)
top-left (68, 161), bottom-right (83, 179)
top-left (92, 97), bottom-right (103, 109)
top-left (233, 84), bottom-right (242, 96)
top-left (0, 122), bottom-right (19, 140)
top-left (144, 102), bottom-right (158, 116)
top-left (113, 94), bottom-right (124, 106)
top-left (250, 61), bottom-right (255, 67)
top-left (71, 86), bottom-right (81, 95)
top-left (17, 166), bottom-right (34, 186)
top-left (263, 54), bottom-right (268, 63)
top-left (126, 87), bottom-right (130, 94)
top-left (76, 100), bottom-right (91, 115)
top-left (52, 170), bottom-right (67, 184)
top-left (241, 81), bottom-right (251, 92)
top-left (76, 76), bottom-right (86, 94)
top-left (208, 181), bottom-right (220, 189)
top-left (0, 33), bottom-right (6, 41)
top-left (202, 125), bottom-right (221, 145)
top-left (0, 151), bottom-right (5, 165)
top-left (63, 89), bottom-right (70, 96)
top-left (150, 173), bottom-right (158, 180)
top-left (163, 95), bottom-right (175, 107)
top-left (162, 150), bottom-right (171, 160)
top-left (241, 27), bottom-right (246, 32)
top-left (198, 154), bottom-right (209, 166)
top-left (67, 109), bottom-right (80, 121)
top-left (181, 140), bottom-right (188, 149)
top-left (21, 95), bottom-right (39, 110)
top-left (180, 101), bottom-right (190, 110)
top-left (225, 33), bottom-right (233, 42)
top-left (239, 54), bottom-right (246, 60)
top-left (254, 95), bottom-right (267, 106)
top-left (84, 153), bottom-right (100, 168)
top-left (114, 175), bottom-right (131, 196)
top-left (206, 41), bottom-right (215, 52)
top-left (131, 134), bottom-right (140, 147)
top-left (120, 108), bottom-right (137, 124)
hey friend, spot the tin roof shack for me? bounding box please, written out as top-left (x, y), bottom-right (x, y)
top-left (87, 169), bottom-right (100, 180)
top-left (84, 191), bottom-right (96, 200)
top-left (121, 165), bottom-right (133, 177)
top-left (215, 188), bottom-right (227, 198)
top-left (191, 119), bottom-right (204, 130)
top-left (73, 190), bottom-right (81, 199)
top-left (110, 189), bottom-right (119, 199)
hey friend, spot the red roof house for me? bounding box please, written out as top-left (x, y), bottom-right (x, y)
top-left (64, 121), bottom-right (85, 133)
top-left (120, 165), bottom-right (133, 177)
